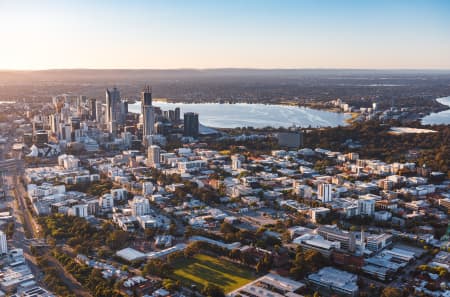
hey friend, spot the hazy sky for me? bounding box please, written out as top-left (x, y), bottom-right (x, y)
top-left (1, 0), bottom-right (450, 70)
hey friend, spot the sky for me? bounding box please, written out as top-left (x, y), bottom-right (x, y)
top-left (0, 0), bottom-right (450, 70)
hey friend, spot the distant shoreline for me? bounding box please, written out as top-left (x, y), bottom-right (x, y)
top-left (421, 96), bottom-right (450, 125)
top-left (129, 99), bottom-right (348, 114)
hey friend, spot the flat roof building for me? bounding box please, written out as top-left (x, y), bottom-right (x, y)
top-left (317, 225), bottom-right (356, 252)
top-left (228, 273), bottom-right (305, 297)
top-left (307, 267), bottom-right (359, 297)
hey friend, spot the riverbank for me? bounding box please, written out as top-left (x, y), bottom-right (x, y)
top-left (421, 96), bottom-right (450, 125)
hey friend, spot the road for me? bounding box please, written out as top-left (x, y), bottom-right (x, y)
top-left (7, 175), bottom-right (43, 284)
top-left (5, 155), bottom-right (92, 296)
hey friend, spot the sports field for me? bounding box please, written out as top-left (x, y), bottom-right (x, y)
top-left (172, 253), bottom-right (256, 293)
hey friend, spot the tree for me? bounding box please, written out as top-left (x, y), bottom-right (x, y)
top-left (229, 249), bottom-right (241, 260)
top-left (106, 230), bottom-right (129, 250)
top-left (184, 242), bottom-right (200, 258)
top-left (202, 284), bottom-right (225, 297)
top-left (256, 254), bottom-right (273, 274)
top-left (142, 259), bottom-right (172, 277)
top-left (289, 249), bottom-right (325, 280)
top-left (220, 222), bottom-right (237, 234)
top-left (380, 287), bottom-right (402, 297)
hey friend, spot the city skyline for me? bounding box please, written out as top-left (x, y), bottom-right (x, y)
top-left (1, 0), bottom-right (450, 70)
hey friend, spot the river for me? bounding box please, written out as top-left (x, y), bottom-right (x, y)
top-left (421, 96), bottom-right (450, 125)
top-left (128, 102), bottom-right (350, 129)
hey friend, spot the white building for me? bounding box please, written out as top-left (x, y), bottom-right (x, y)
top-left (58, 154), bottom-right (80, 170)
top-left (358, 197), bottom-right (376, 216)
top-left (228, 273), bottom-right (305, 297)
top-left (318, 183), bottom-right (332, 202)
top-left (111, 188), bottom-right (127, 200)
top-left (147, 145), bottom-right (160, 168)
top-left (374, 211), bottom-right (392, 221)
top-left (129, 196), bottom-right (151, 217)
top-left (366, 234), bottom-right (393, 252)
top-left (68, 204), bottom-right (88, 218)
top-left (142, 182), bottom-right (154, 196)
top-left (177, 160), bottom-right (207, 173)
top-left (308, 267), bottom-right (359, 297)
top-left (99, 194), bottom-right (114, 210)
top-left (310, 207), bottom-right (330, 223)
top-left (231, 154), bottom-right (243, 170)
top-left (27, 183), bottom-right (66, 200)
top-left (294, 184), bottom-right (312, 199)
top-left (0, 231), bottom-right (7, 255)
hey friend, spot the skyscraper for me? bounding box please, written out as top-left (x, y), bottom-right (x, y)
top-left (183, 112), bottom-right (199, 138)
top-left (95, 101), bottom-right (103, 123)
top-left (141, 85), bottom-right (152, 112)
top-left (106, 87), bottom-right (129, 134)
top-left (49, 113), bottom-right (60, 134)
top-left (0, 230), bottom-right (7, 255)
top-left (141, 85), bottom-right (154, 137)
top-left (106, 87), bottom-right (122, 133)
top-left (174, 107), bottom-right (181, 123)
top-left (147, 145), bottom-right (160, 168)
top-left (89, 98), bottom-right (97, 120)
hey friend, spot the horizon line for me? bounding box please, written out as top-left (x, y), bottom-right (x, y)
top-left (1, 67), bottom-right (450, 72)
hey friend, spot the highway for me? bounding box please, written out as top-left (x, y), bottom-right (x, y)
top-left (3, 137), bottom-right (92, 296)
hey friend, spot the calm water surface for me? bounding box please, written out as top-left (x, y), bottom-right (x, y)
top-left (421, 96), bottom-right (450, 125)
top-left (129, 102), bottom-right (350, 128)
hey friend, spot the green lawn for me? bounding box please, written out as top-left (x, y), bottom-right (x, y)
top-left (171, 253), bottom-right (256, 293)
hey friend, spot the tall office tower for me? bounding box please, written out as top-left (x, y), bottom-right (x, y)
top-left (52, 95), bottom-right (65, 113)
top-left (61, 104), bottom-right (71, 123)
top-left (0, 230), bottom-right (7, 255)
top-left (147, 145), bottom-right (160, 168)
top-left (95, 101), bottom-right (103, 123)
top-left (141, 85), bottom-right (154, 137)
top-left (117, 99), bottom-right (128, 125)
top-left (89, 98), bottom-right (97, 120)
top-left (0, 143), bottom-right (4, 161)
top-left (35, 131), bottom-right (49, 147)
top-left (318, 183), bottom-right (333, 202)
top-left (174, 107), bottom-right (181, 123)
top-left (49, 113), bottom-right (60, 134)
top-left (183, 112), bottom-right (199, 138)
top-left (168, 110), bottom-right (175, 121)
top-left (109, 121), bottom-right (118, 135)
top-left (105, 87), bottom-right (121, 126)
top-left (60, 124), bottom-right (72, 142)
top-left (78, 95), bottom-right (87, 107)
top-left (70, 117), bottom-right (81, 130)
top-left (141, 85), bottom-right (152, 113)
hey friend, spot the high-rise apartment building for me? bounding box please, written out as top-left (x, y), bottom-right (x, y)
top-left (141, 85), bottom-right (154, 137)
top-left (106, 87), bottom-right (127, 133)
top-left (89, 98), bottom-right (97, 120)
top-left (183, 112), bottom-right (199, 138)
top-left (147, 145), bottom-right (160, 168)
top-left (318, 183), bottom-right (333, 202)
top-left (0, 230), bottom-right (7, 255)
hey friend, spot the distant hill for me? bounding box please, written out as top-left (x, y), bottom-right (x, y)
top-left (1, 68), bottom-right (450, 83)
